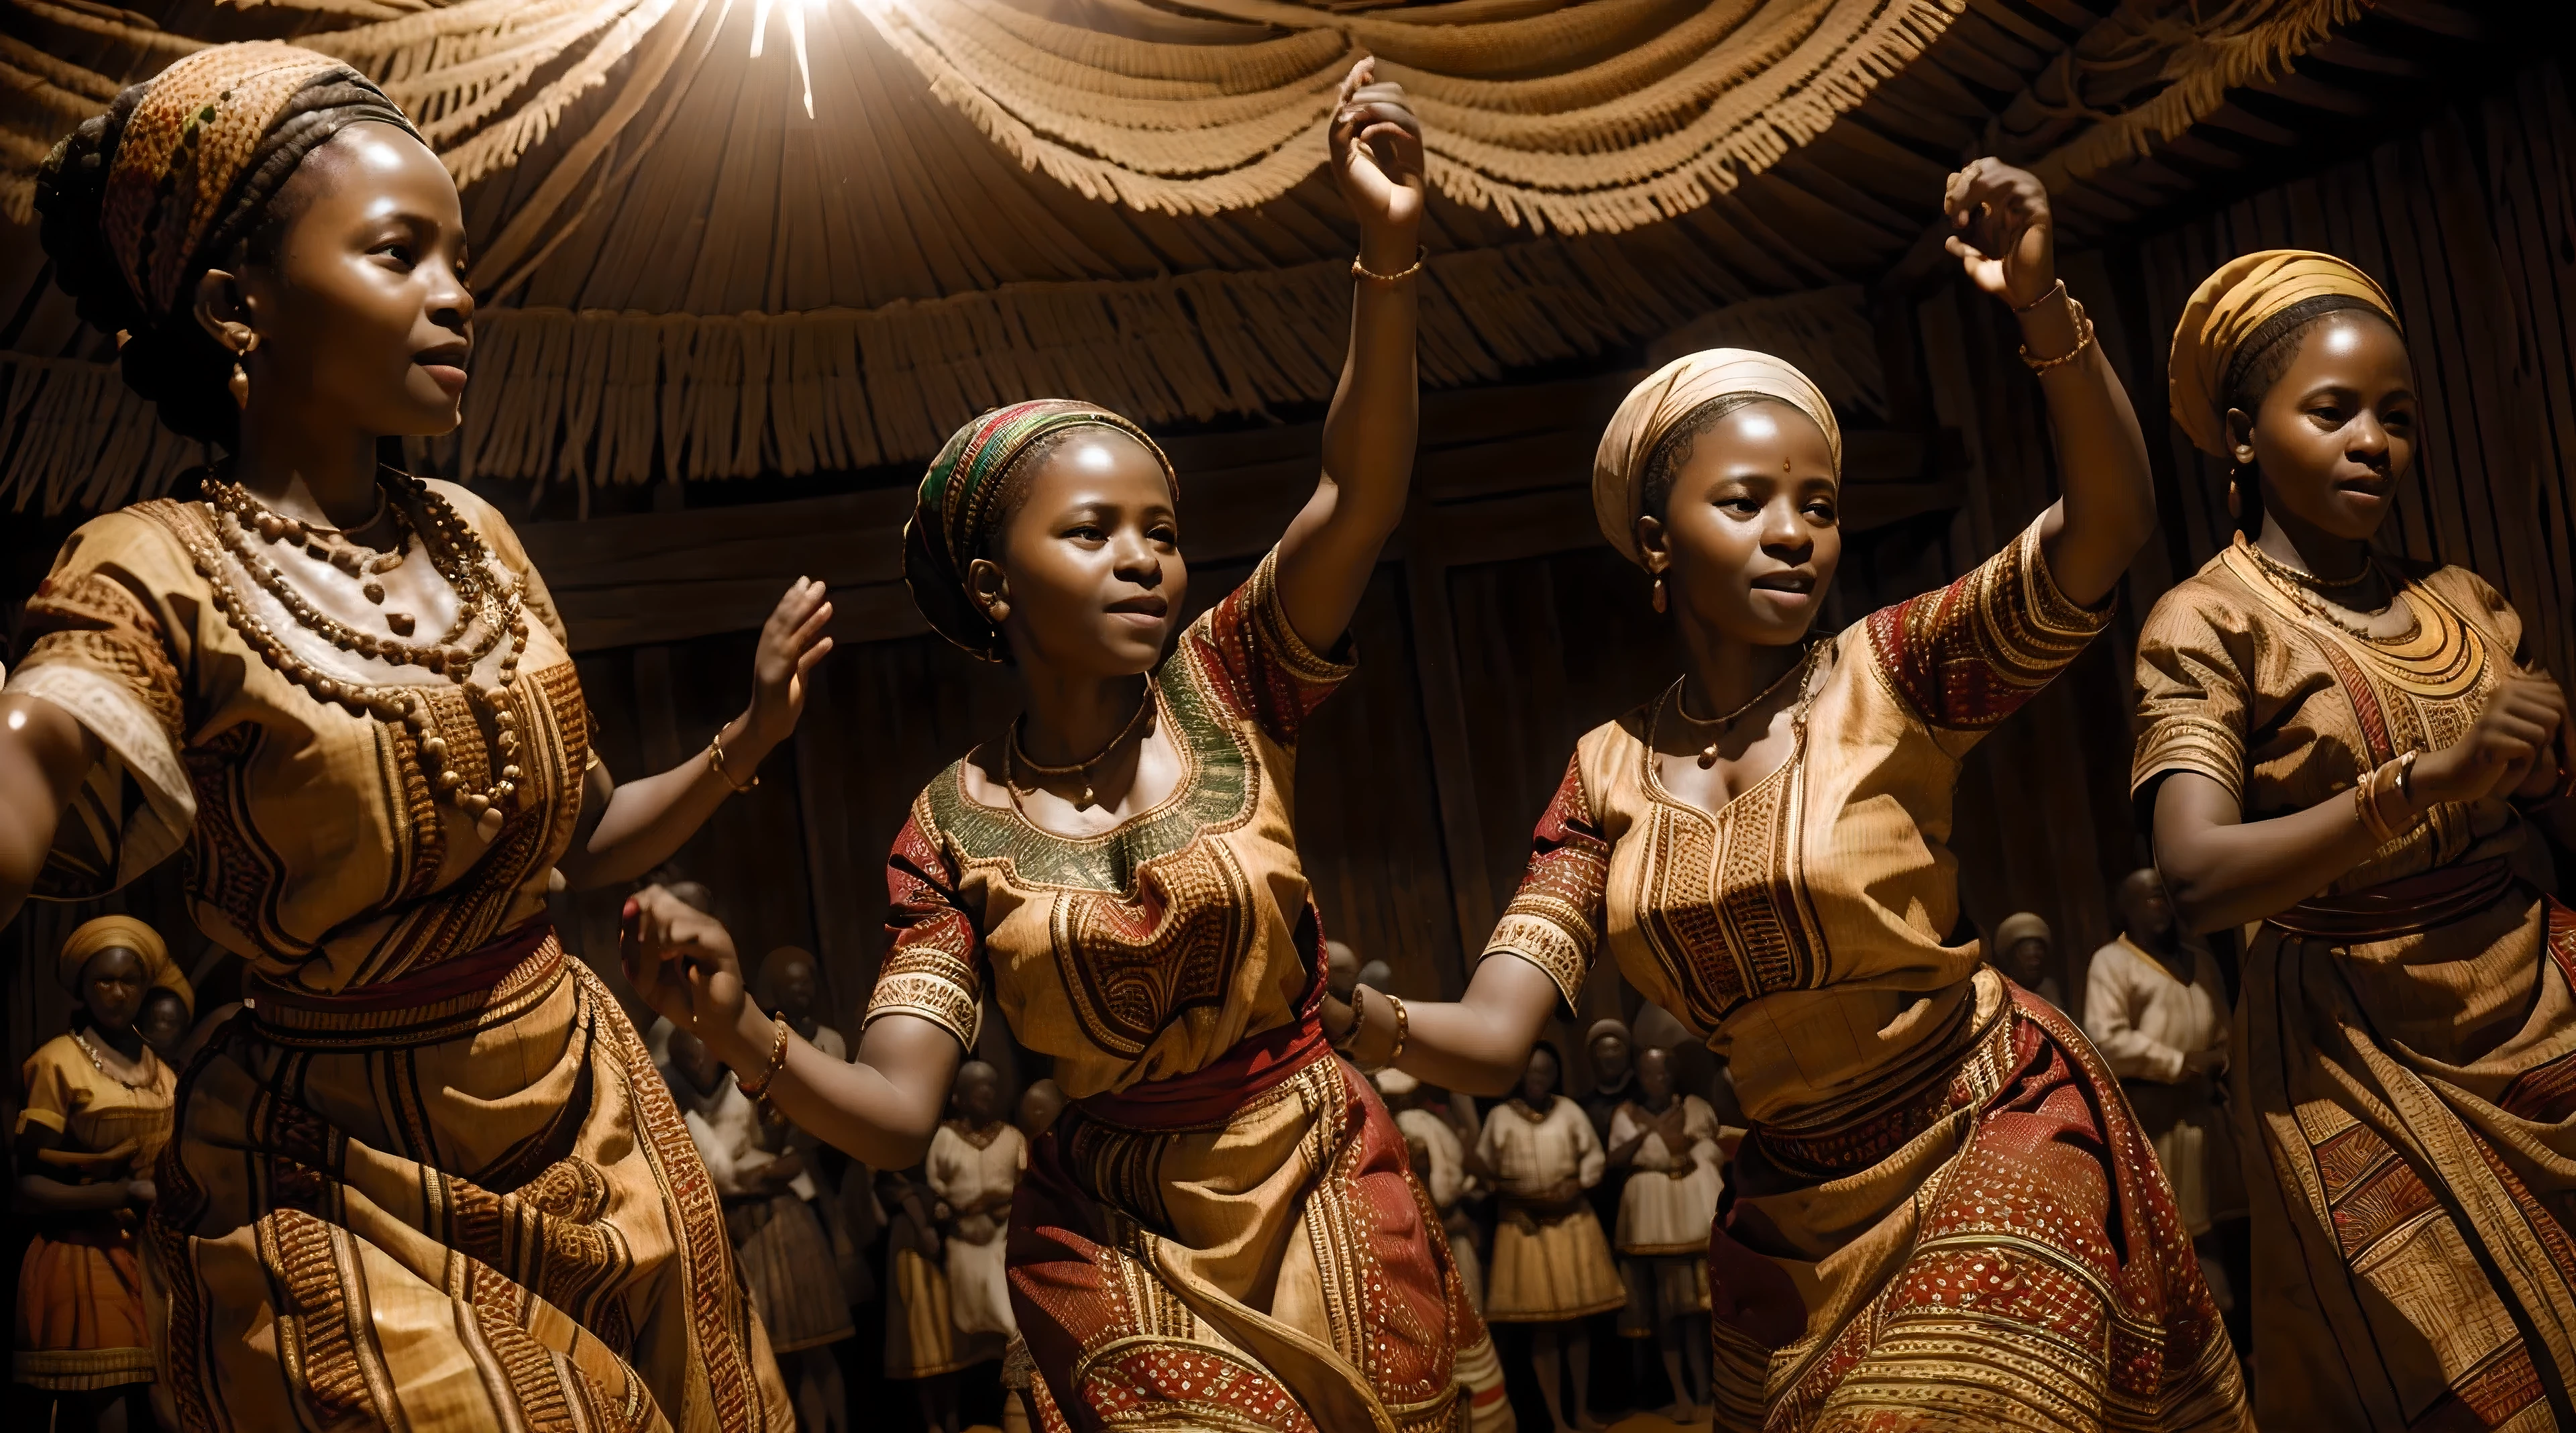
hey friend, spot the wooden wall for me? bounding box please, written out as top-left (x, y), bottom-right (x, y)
top-left (11, 60), bottom-right (2576, 1101)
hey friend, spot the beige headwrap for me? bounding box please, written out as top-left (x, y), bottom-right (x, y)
top-left (1585, 1017), bottom-right (1631, 1049)
top-left (2167, 250), bottom-right (2400, 457)
top-left (1593, 348), bottom-right (1841, 564)
top-left (1995, 912), bottom-right (2051, 951)
top-left (57, 914), bottom-right (192, 1012)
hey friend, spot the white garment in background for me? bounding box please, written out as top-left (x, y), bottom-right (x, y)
top-left (1474, 1094), bottom-right (1603, 1196)
top-left (925, 1120), bottom-right (1028, 1337)
top-left (1607, 1095), bottom-right (1723, 1255)
top-left (676, 1076), bottom-right (815, 1200)
top-left (2084, 934), bottom-right (2228, 1233)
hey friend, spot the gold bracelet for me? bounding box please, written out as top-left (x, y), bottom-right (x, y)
top-left (1332, 986), bottom-right (1368, 1053)
top-left (1352, 246), bottom-right (1426, 284)
top-left (708, 729), bottom-right (760, 794)
top-left (2369, 755), bottom-right (2419, 842)
top-left (2353, 764), bottom-right (2397, 846)
top-left (1382, 992), bottom-right (1409, 1069)
top-left (737, 1017), bottom-right (792, 1115)
top-left (2019, 296), bottom-right (2094, 374)
top-left (2011, 278), bottom-right (2068, 314)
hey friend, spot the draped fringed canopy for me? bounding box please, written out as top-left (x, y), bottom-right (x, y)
top-left (0, 0), bottom-right (2447, 509)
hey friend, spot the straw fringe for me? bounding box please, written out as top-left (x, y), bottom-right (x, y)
top-left (2030, 0), bottom-right (2371, 189)
top-left (0, 354), bottom-right (200, 514)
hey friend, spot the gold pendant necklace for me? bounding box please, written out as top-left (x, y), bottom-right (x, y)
top-left (1007, 688), bottom-right (1155, 808)
top-left (1666, 641), bottom-right (1820, 768)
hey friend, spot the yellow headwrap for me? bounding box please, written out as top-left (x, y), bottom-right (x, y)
top-left (1593, 349), bottom-right (1841, 565)
top-left (2167, 250), bottom-right (2400, 457)
top-left (57, 914), bottom-right (192, 1014)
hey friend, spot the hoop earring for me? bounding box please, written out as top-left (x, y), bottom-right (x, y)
top-left (1651, 574), bottom-right (1666, 614)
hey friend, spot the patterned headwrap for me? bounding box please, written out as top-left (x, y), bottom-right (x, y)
top-left (902, 399), bottom-right (1178, 660)
top-left (1995, 912), bottom-right (2051, 951)
top-left (90, 42), bottom-right (420, 327)
top-left (2167, 250), bottom-right (2401, 457)
top-left (1593, 348), bottom-right (1842, 565)
top-left (57, 914), bottom-right (193, 1012)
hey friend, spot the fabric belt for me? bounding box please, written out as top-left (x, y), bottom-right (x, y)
top-left (2269, 857), bottom-right (2520, 941)
top-left (246, 918), bottom-right (567, 1049)
top-left (1073, 1012), bottom-right (1334, 1132)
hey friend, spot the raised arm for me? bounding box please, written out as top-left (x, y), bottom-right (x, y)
top-left (1942, 158), bottom-right (2156, 608)
top-left (621, 885), bottom-right (959, 1170)
top-left (1271, 58), bottom-right (1425, 654)
top-left (557, 579), bottom-right (833, 890)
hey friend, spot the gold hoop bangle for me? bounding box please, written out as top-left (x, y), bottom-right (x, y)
top-left (1332, 986), bottom-right (1368, 1053)
top-left (2354, 764), bottom-right (2397, 846)
top-left (1382, 992), bottom-right (1409, 1069)
top-left (737, 1017), bottom-right (792, 1116)
top-left (708, 729), bottom-right (759, 794)
top-left (2019, 296), bottom-right (2095, 374)
top-left (2011, 278), bottom-right (2068, 315)
top-left (1352, 246), bottom-right (1426, 284)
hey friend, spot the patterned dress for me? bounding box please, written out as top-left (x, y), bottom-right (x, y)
top-left (5, 488), bottom-right (789, 1430)
top-left (13, 1032), bottom-right (174, 1393)
top-left (2135, 537), bottom-right (2576, 1430)
top-left (864, 552), bottom-right (1485, 1433)
top-left (1487, 518), bottom-right (2249, 1432)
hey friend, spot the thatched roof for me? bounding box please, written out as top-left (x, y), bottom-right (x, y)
top-left (0, 0), bottom-right (2489, 511)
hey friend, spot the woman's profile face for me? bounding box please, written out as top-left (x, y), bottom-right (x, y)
top-left (2230, 313), bottom-right (2416, 544)
top-left (976, 430), bottom-right (1187, 677)
top-left (1638, 401), bottom-right (1841, 649)
top-left (209, 121), bottom-right (474, 441)
top-left (78, 947), bottom-right (147, 1032)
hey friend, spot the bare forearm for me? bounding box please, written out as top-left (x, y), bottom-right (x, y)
top-left (15, 1176), bottom-right (132, 1215)
top-left (1318, 251), bottom-right (1421, 544)
top-left (0, 694), bottom-right (101, 929)
top-left (709, 1007), bottom-right (959, 1170)
top-left (2155, 775), bottom-right (2390, 933)
top-left (1388, 955), bottom-right (1560, 1097)
top-left (561, 713), bottom-right (773, 890)
top-left (2027, 294), bottom-right (2155, 608)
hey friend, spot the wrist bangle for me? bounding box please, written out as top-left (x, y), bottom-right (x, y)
top-left (708, 729), bottom-right (760, 794)
top-left (1353, 246), bottom-right (1426, 284)
top-left (2018, 295), bottom-right (2094, 373)
top-left (737, 1017), bottom-right (792, 1116)
top-left (1383, 992), bottom-right (1409, 1069)
top-left (2012, 278), bottom-right (2068, 315)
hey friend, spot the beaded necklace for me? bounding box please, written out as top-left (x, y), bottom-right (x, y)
top-left (68, 1029), bottom-right (156, 1092)
top-left (2235, 535), bottom-right (2407, 642)
top-left (187, 468), bottom-right (533, 841)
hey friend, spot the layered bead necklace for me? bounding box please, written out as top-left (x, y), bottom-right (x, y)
top-left (187, 468), bottom-right (533, 841)
top-left (2237, 537), bottom-right (2407, 641)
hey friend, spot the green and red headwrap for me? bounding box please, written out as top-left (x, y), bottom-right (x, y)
top-left (902, 400), bottom-right (1177, 661)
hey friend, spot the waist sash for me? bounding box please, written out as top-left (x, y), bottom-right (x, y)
top-left (246, 918), bottom-right (565, 1049)
top-left (1073, 1013), bottom-right (1333, 1132)
top-left (2270, 857), bottom-right (2520, 942)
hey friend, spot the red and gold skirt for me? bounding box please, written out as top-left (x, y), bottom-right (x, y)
top-left (1708, 971), bottom-right (2250, 1432)
top-left (1008, 1016), bottom-right (1491, 1433)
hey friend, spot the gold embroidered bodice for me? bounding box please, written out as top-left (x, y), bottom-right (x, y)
top-left (10, 486), bottom-right (591, 992)
top-left (1483, 517), bottom-right (2111, 1121)
top-left (862, 552), bottom-right (1352, 1100)
top-left (2133, 536), bottom-right (2541, 890)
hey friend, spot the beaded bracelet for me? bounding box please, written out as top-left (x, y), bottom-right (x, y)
top-left (1353, 246), bottom-right (1426, 284)
top-left (2019, 295), bottom-right (2095, 374)
top-left (737, 1017), bottom-right (792, 1116)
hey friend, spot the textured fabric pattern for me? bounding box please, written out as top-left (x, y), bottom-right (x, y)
top-left (1711, 981), bottom-right (2249, 1432)
top-left (1010, 1051), bottom-right (1474, 1432)
top-left (865, 548), bottom-right (1352, 1099)
top-left (13, 1034), bottom-right (173, 1392)
top-left (2134, 545), bottom-right (2576, 1430)
top-left (150, 939), bottom-right (791, 1430)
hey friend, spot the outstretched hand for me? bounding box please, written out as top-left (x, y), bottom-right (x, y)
top-left (744, 578), bottom-right (835, 749)
top-left (1943, 158), bottom-right (2057, 311)
top-left (1330, 58), bottom-right (1425, 265)
top-left (621, 884), bottom-right (751, 1055)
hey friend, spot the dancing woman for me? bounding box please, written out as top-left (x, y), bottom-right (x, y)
top-left (0, 44), bottom-right (832, 1429)
top-left (1330, 160), bottom-right (2251, 1430)
top-left (620, 61), bottom-right (1499, 1433)
top-left (2139, 252), bottom-right (2576, 1428)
